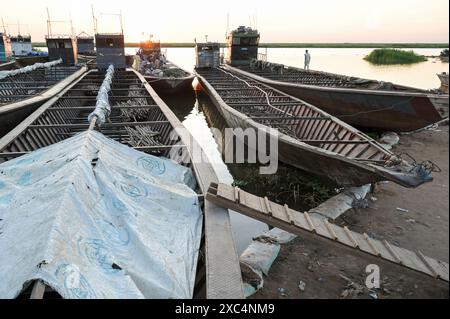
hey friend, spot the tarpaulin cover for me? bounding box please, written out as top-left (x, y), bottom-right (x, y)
top-left (0, 130), bottom-right (202, 299)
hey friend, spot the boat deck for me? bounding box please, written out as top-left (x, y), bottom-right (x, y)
top-left (197, 67), bottom-right (391, 163)
top-left (0, 66), bottom-right (80, 105)
top-left (240, 61), bottom-right (426, 92)
top-left (0, 69), bottom-right (244, 299)
top-left (0, 70), bottom-right (179, 160)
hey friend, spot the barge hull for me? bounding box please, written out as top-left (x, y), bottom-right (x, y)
top-left (196, 68), bottom-right (432, 188)
top-left (228, 65), bottom-right (448, 132)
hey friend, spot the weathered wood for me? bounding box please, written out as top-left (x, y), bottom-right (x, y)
top-left (30, 280), bottom-right (46, 299)
top-left (206, 183), bottom-right (449, 282)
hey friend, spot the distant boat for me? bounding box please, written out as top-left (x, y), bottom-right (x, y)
top-left (76, 31), bottom-right (95, 55)
top-left (10, 34), bottom-right (33, 56)
top-left (133, 37), bottom-right (194, 94)
top-left (0, 32), bottom-right (12, 63)
top-left (227, 60), bottom-right (448, 132)
top-left (195, 66), bottom-right (434, 188)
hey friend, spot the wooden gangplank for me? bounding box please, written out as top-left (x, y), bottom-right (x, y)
top-left (206, 183), bottom-right (449, 282)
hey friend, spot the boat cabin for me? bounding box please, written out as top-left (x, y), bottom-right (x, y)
top-left (139, 38), bottom-right (161, 59)
top-left (76, 32), bottom-right (95, 55)
top-left (95, 33), bottom-right (126, 70)
top-left (195, 42), bottom-right (220, 68)
top-left (45, 36), bottom-right (78, 65)
top-left (10, 34), bottom-right (32, 56)
top-left (226, 26), bottom-right (260, 66)
top-left (0, 32), bottom-right (12, 62)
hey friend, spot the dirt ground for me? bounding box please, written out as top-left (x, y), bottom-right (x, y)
top-left (251, 124), bottom-right (449, 299)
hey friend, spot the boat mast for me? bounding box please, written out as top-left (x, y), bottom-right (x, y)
top-left (226, 12), bottom-right (229, 37)
top-left (46, 8), bottom-right (52, 37)
top-left (69, 11), bottom-right (74, 37)
top-left (91, 5), bottom-right (97, 34)
top-left (1, 18), bottom-right (6, 34)
top-left (98, 11), bottom-right (123, 34)
top-left (119, 10), bottom-right (123, 35)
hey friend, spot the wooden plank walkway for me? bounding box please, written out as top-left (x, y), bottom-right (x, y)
top-left (206, 183), bottom-right (449, 282)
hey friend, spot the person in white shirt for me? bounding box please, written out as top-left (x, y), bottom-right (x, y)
top-left (304, 50), bottom-right (311, 70)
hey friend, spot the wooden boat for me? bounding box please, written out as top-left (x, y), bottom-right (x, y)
top-left (143, 60), bottom-right (195, 95)
top-left (0, 62), bottom-right (86, 137)
top-left (226, 61), bottom-right (449, 132)
top-left (0, 68), bottom-right (243, 299)
top-left (195, 67), bottom-right (435, 188)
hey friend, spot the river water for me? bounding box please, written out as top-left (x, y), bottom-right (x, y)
top-left (132, 47), bottom-right (449, 254)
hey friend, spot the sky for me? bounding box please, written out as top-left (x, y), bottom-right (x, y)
top-left (1, 0), bottom-right (448, 43)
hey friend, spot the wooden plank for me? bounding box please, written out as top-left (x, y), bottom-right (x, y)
top-left (30, 280), bottom-right (46, 299)
top-left (206, 183), bottom-right (449, 283)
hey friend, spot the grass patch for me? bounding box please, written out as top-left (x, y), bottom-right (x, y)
top-left (229, 163), bottom-right (337, 211)
top-left (364, 48), bottom-right (427, 65)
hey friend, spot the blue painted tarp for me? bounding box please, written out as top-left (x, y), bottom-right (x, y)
top-left (0, 130), bottom-right (202, 298)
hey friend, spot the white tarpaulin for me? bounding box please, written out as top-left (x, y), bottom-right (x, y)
top-left (0, 130), bottom-right (202, 299)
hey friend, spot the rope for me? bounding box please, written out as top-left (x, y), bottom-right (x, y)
top-left (216, 67), bottom-right (292, 116)
top-left (396, 152), bottom-right (441, 173)
top-left (87, 64), bottom-right (114, 127)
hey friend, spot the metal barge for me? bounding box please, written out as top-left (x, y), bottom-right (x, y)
top-left (0, 68), bottom-right (243, 299)
top-left (0, 61), bottom-right (86, 137)
top-left (133, 37), bottom-right (195, 94)
top-left (0, 56), bottom-right (49, 71)
top-left (195, 67), bottom-right (435, 188)
top-left (228, 61), bottom-right (449, 132)
top-left (144, 61), bottom-right (195, 95)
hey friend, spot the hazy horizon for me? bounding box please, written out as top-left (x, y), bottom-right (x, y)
top-left (1, 0), bottom-right (449, 43)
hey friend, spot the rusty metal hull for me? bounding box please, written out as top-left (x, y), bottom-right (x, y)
top-left (144, 73), bottom-right (195, 94)
top-left (195, 67), bottom-right (433, 188)
top-left (228, 65), bottom-right (449, 132)
top-left (0, 56), bottom-right (48, 71)
top-left (143, 61), bottom-right (195, 94)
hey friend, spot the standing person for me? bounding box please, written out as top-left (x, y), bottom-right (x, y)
top-left (304, 50), bottom-right (311, 70)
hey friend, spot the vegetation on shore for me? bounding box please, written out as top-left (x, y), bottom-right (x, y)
top-left (31, 42), bottom-right (449, 49)
top-left (364, 48), bottom-right (427, 65)
top-left (230, 163), bottom-right (336, 211)
top-left (440, 49), bottom-right (449, 62)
